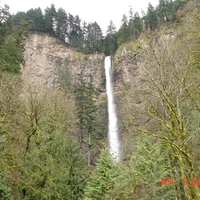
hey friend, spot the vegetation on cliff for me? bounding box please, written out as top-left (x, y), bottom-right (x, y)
top-left (0, 0), bottom-right (200, 199)
top-left (7, 0), bottom-right (189, 56)
top-left (0, 5), bottom-right (31, 73)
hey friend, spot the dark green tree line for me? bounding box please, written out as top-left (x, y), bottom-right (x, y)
top-left (8, 0), bottom-right (190, 56)
top-left (74, 71), bottom-right (103, 165)
top-left (0, 4), bottom-right (31, 73)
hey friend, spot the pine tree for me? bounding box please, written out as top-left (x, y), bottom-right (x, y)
top-left (104, 21), bottom-right (118, 56)
top-left (145, 3), bottom-right (158, 30)
top-left (26, 8), bottom-right (45, 32)
top-left (68, 14), bottom-right (83, 48)
top-left (129, 137), bottom-right (176, 200)
top-left (74, 71), bottom-right (102, 165)
top-left (84, 149), bottom-right (116, 199)
top-left (117, 14), bottom-right (130, 45)
top-left (67, 140), bottom-right (89, 200)
top-left (85, 22), bottom-right (103, 53)
top-left (44, 4), bottom-right (56, 35)
top-left (55, 8), bottom-right (68, 41)
top-left (128, 12), bottom-right (143, 38)
top-left (0, 18), bottom-right (31, 73)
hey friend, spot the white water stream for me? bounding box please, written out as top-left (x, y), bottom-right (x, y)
top-left (105, 56), bottom-right (120, 161)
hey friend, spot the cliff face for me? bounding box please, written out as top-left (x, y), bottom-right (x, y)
top-left (113, 43), bottom-right (144, 91)
top-left (20, 28), bottom-right (176, 144)
top-left (22, 32), bottom-right (145, 93)
top-left (22, 33), bottom-right (105, 90)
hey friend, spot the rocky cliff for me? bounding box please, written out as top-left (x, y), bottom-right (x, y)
top-left (22, 32), bottom-right (105, 90)
top-left (21, 32), bottom-right (145, 93)
top-left (20, 28), bottom-right (177, 148)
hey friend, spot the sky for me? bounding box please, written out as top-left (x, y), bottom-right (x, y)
top-left (1, 0), bottom-right (159, 34)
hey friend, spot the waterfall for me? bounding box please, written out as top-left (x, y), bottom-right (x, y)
top-left (105, 56), bottom-right (120, 161)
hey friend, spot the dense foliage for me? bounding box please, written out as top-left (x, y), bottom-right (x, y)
top-left (1, 0), bottom-right (200, 199)
top-left (10, 0), bottom-right (188, 56)
top-left (117, 1), bottom-right (200, 199)
top-left (0, 5), bottom-right (31, 73)
top-left (0, 75), bottom-right (88, 199)
top-left (74, 72), bottom-right (103, 165)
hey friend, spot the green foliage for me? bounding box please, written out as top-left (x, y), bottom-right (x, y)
top-left (145, 3), bottom-right (158, 30)
top-left (117, 14), bottom-right (131, 45)
top-left (0, 4), bottom-right (11, 44)
top-left (104, 33), bottom-right (118, 56)
top-left (138, 16), bottom-right (200, 198)
top-left (0, 5), bottom-right (31, 73)
top-left (0, 78), bottom-right (88, 199)
top-left (74, 71), bottom-right (103, 165)
top-left (7, 0), bottom-right (191, 56)
top-left (55, 8), bottom-right (68, 41)
top-left (0, 1), bottom-right (199, 199)
top-left (117, 26), bottom-right (130, 46)
top-left (14, 86), bottom-right (86, 199)
top-left (104, 21), bottom-right (118, 56)
top-left (26, 8), bottom-right (45, 32)
top-left (130, 137), bottom-right (176, 200)
top-left (84, 22), bottom-right (103, 53)
top-left (67, 14), bottom-right (83, 48)
top-left (0, 72), bottom-right (22, 113)
top-left (84, 149), bottom-right (116, 199)
top-left (17, 133), bottom-right (72, 199)
top-left (128, 12), bottom-right (143, 38)
top-left (67, 141), bottom-right (89, 200)
top-left (85, 149), bottom-right (137, 200)
top-left (0, 172), bottom-right (12, 199)
top-left (186, 0), bottom-right (200, 68)
top-left (55, 63), bottom-right (72, 93)
top-left (44, 4), bottom-right (56, 35)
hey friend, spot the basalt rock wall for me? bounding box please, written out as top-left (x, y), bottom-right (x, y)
top-left (22, 32), bottom-right (144, 93)
top-left (22, 32), bottom-right (105, 91)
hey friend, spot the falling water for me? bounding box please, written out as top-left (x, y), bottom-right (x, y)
top-left (105, 56), bottom-right (120, 161)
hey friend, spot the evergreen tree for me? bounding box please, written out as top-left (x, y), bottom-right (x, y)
top-left (5, 85), bottom-right (79, 199)
top-left (67, 140), bottom-right (89, 200)
top-left (26, 8), bottom-right (45, 32)
top-left (121, 14), bottom-right (128, 27)
top-left (0, 4), bottom-right (11, 45)
top-left (44, 4), bottom-right (56, 34)
top-left (0, 19), bottom-right (31, 73)
top-left (85, 22), bottom-right (103, 53)
top-left (55, 8), bottom-right (68, 41)
top-left (55, 63), bottom-right (72, 93)
top-left (11, 11), bottom-right (26, 26)
top-left (104, 20), bottom-right (118, 56)
top-left (158, 0), bottom-right (169, 21)
top-left (128, 12), bottom-right (143, 38)
top-left (117, 14), bottom-right (130, 45)
top-left (145, 3), bottom-right (158, 30)
top-left (68, 14), bottom-right (83, 48)
top-left (84, 149), bottom-right (116, 199)
top-left (129, 137), bottom-right (176, 200)
top-left (85, 148), bottom-right (139, 200)
top-left (74, 71), bottom-right (102, 165)
top-left (0, 5), bottom-right (31, 73)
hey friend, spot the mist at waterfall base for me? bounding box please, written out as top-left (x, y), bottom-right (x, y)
top-left (105, 56), bottom-right (121, 161)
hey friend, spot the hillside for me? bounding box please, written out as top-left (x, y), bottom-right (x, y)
top-left (1, 0), bottom-right (200, 199)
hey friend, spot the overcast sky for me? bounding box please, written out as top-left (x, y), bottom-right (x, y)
top-left (1, 0), bottom-right (159, 34)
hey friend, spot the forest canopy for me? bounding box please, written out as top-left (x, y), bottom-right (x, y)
top-left (7, 0), bottom-right (189, 56)
top-left (1, 0), bottom-right (200, 199)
